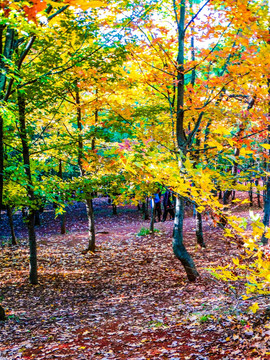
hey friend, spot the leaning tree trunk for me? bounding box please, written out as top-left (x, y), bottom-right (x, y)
top-left (7, 205), bottom-right (16, 245)
top-left (173, 197), bottom-right (199, 281)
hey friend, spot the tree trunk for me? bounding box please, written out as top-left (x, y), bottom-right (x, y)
top-left (76, 85), bottom-right (96, 252)
top-left (28, 210), bottom-right (38, 284)
top-left (0, 115), bottom-right (3, 221)
top-left (195, 209), bottom-right (206, 248)
top-left (86, 198), bottom-right (95, 252)
top-left (255, 179), bottom-right (261, 208)
top-left (58, 159), bottom-right (66, 234)
top-left (7, 205), bottom-right (16, 245)
top-left (0, 28), bottom-right (15, 219)
top-left (112, 203), bottom-right (117, 215)
top-left (0, 305), bottom-right (5, 321)
top-left (249, 181), bottom-right (253, 207)
top-left (150, 198), bottom-right (155, 233)
top-left (173, 197), bottom-right (199, 281)
top-left (35, 210), bottom-right (41, 226)
top-left (18, 91), bottom-right (38, 284)
top-left (143, 198), bottom-right (150, 220)
top-left (60, 214), bottom-right (66, 234)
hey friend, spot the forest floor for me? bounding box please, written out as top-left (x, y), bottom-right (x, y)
top-left (0, 197), bottom-right (270, 360)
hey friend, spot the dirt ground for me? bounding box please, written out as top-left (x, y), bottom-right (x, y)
top-left (0, 198), bottom-right (270, 359)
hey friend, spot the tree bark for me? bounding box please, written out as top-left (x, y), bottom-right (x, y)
top-left (173, 0), bottom-right (199, 280)
top-left (195, 209), bottom-right (205, 248)
top-left (85, 198), bottom-right (95, 252)
top-left (76, 85), bottom-right (96, 252)
top-left (0, 305), bottom-right (5, 321)
top-left (0, 28), bottom-right (15, 218)
top-left (7, 205), bottom-right (17, 245)
top-left (18, 91), bottom-right (38, 284)
top-left (173, 197), bottom-right (199, 281)
top-left (150, 197), bottom-right (155, 233)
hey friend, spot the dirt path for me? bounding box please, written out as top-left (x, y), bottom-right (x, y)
top-left (0, 199), bottom-right (270, 359)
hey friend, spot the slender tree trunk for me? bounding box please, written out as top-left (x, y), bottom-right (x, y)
top-left (173, 197), bottom-right (199, 281)
top-left (142, 199), bottom-right (149, 220)
top-left (112, 203), bottom-right (117, 215)
top-left (249, 181), bottom-right (253, 207)
top-left (0, 28), bottom-right (15, 219)
top-left (195, 209), bottom-right (205, 248)
top-left (0, 304), bottom-right (5, 321)
top-left (35, 210), bottom-right (41, 226)
top-left (76, 85), bottom-right (96, 252)
top-left (7, 205), bottom-right (16, 245)
top-left (173, 0), bottom-right (199, 280)
top-left (85, 198), bottom-right (95, 251)
top-left (0, 115), bottom-right (3, 220)
top-left (58, 159), bottom-right (66, 234)
top-left (150, 198), bottom-right (155, 233)
top-left (18, 91), bottom-right (38, 284)
top-left (262, 124), bottom-right (270, 245)
top-left (255, 179), bottom-right (261, 208)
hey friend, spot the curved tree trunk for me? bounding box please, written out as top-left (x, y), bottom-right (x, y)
top-left (173, 196), bottom-right (199, 281)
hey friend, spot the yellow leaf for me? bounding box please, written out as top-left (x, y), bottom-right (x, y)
top-left (232, 257), bottom-right (239, 266)
top-left (249, 302), bottom-right (259, 314)
top-left (87, 0), bottom-right (104, 7)
top-left (261, 144), bottom-right (270, 150)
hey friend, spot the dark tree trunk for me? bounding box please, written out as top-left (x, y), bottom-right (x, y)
top-left (262, 179), bottom-right (270, 245)
top-left (112, 203), bottom-right (117, 215)
top-left (0, 305), bottom-right (5, 321)
top-left (142, 198), bottom-right (149, 220)
top-left (7, 205), bottom-right (16, 245)
top-left (249, 181), bottom-right (253, 207)
top-left (60, 214), bottom-right (66, 234)
top-left (173, 197), bottom-right (199, 281)
top-left (223, 190), bottom-right (232, 205)
top-left (0, 28), bottom-right (15, 219)
top-left (262, 81), bottom-right (270, 244)
top-left (150, 198), bottom-right (155, 233)
top-left (18, 91), bottom-right (38, 285)
top-left (58, 159), bottom-right (66, 234)
top-left (255, 180), bottom-right (261, 208)
top-left (0, 115), bottom-right (3, 221)
top-left (35, 210), bottom-right (41, 226)
top-left (28, 210), bottom-right (38, 284)
top-left (195, 209), bottom-right (206, 248)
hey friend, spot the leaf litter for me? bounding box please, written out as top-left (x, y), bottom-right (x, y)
top-left (0, 198), bottom-right (270, 359)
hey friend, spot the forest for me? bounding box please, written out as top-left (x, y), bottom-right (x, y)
top-left (0, 0), bottom-right (270, 358)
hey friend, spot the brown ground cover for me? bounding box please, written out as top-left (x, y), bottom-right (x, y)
top-left (0, 198), bottom-right (270, 359)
